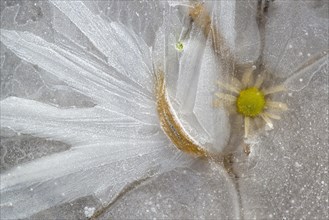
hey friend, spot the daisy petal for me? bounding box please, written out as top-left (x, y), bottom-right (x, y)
top-left (0, 97), bottom-right (160, 146)
top-left (216, 93), bottom-right (237, 104)
top-left (175, 32), bottom-right (206, 113)
top-left (260, 113), bottom-right (274, 129)
top-left (241, 68), bottom-right (253, 87)
top-left (0, 29), bottom-right (156, 122)
top-left (244, 117), bottom-right (250, 138)
top-left (262, 85), bottom-right (286, 95)
top-left (263, 112), bottom-right (281, 120)
top-left (229, 77), bottom-right (243, 90)
top-left (50, 1), bottom-right (153, 93)
top-left (266, 101), bottom-right (289, 111)
top-left (193, 39), bottom-right (230, 153)
top-left (0, 98), bottom-right (190, 219)
top-left (0, 139), bottom-right (189, 219)
top-left (254, 74), bottom-right (265, 88)
top-left (217, 81), bottom-right (240, 94)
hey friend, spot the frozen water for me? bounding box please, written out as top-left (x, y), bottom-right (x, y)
top-left (233, 65), bottom-right (328, 219)
top-left (102, 163), bottom-right (240, 219)
top-left (0, 0), bottom-right (328, 219)
top-left (262, 0), bottom-right (328, 78)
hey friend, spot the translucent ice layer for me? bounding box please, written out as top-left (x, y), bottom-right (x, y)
top-left (0, 0), bottom-right (328, 219)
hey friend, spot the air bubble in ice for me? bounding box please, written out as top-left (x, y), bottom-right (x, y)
top-left (84, 206), bottom-right (95, 218)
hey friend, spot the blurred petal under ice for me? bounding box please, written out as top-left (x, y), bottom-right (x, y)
top-left (193, 38), bottom-right (230, 153)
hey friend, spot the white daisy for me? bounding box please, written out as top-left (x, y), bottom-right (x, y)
top-left (215, 68), bottom-right (288, 139)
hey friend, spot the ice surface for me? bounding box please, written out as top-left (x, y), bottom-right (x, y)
top-left (233, 66), bottom-right (328, 219)
top-left (262, 0), bottom-right (328, 78)
top-left (0, 0), bottom-right (328, 219)
top-left (102, 163), bottom-right (240, 219)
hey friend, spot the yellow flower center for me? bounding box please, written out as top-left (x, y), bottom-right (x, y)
top-left (237, 87), bottom-right (265, 117)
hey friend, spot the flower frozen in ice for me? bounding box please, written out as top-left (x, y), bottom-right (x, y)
top-left (215, 67), bottom-right (288, 139)
top-left (0, 1), bottom-right (232, 218)
top-left (0, 0), bottom-right (328, 219)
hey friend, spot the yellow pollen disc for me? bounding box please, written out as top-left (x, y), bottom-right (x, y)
top-left (236, 87), bottom-right (265, 117)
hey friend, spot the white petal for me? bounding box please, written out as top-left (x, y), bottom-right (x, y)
top-left (0, 140), bottom-right (191, 219)
top-left (50, 1), bottom-right (153, 93)
top-left (210, 1), bottom-right (236, 52)
top-left (0, 97), bottom-right (160, 145)
top-left (234, 1), bottom-right (261, 63)
top-left (175, 29), bottom-right (206, 113)
top-left (262, 85), bottom-right (286, 95)
top-left (241, 68), bottom-right (254, 87)
top-left (260, 113), bottom-right (274, 130)
top-left (266, 101), bottom-right (289, 111)
top-left (193, 39), bottom-right (230, 153)
top-left (0, 29), bottom-right (156, 122)
top-left (244, 117), bottom-right (250, 138)
top-left (153, 6), bottom-right (183, 97)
